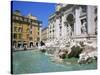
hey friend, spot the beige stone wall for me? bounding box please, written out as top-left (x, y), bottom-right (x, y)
top-left (42, 28), bottom-right (48, 42)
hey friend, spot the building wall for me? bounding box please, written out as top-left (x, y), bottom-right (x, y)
top-left (48, 4), bottom-right (97, 44)
top-left (33, 26), bottom-right (39, 43)
top-left (42, 27), bottom-right (48, 43)
top-left (27, 14), bottom-right (41, 46)
top-left (12, 11), bottom-right (42, 48)
top-left (12, 22), bottom-right (23, 48)
top-left (22, 23), bottom-right (30, 47)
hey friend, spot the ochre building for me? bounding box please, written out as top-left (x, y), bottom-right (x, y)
top-left (12, 10), bottom-right (42, 48)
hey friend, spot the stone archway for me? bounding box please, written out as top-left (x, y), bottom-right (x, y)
top-left (12, 41), bottom-right (17, 48)
top-left (30, 42), bottom-right (33, 47)
top-left (64, 14), bottom-right (75, 37)
top-left (66, 14), bottom-right (75, 32)
top-left (18, 41), bottom-right (22, 48)
top-left (66, 14), bottom-right (74, 24)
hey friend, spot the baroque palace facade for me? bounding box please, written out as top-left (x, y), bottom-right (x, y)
top-left (12, 10), bottom-right (42, 48)
top-left (48, 4), bottom-right (97, 45)
top-left (41, 27), bottom-right (49, 43)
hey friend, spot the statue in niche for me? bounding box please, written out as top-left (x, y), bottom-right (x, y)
top-left (68, 23), bottom-right (72, 36)
top-left (81, 20), bottom-right (87, 34)
top-left (95, 17), bottom-right (97, 34)
top-left (66, 23), bottom-right (72, 43)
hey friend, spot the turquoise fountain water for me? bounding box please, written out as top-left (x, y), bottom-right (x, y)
top-left (12, 50), bottom-right (97, 74)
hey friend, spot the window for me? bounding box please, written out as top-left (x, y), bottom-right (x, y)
top-left (14, 27), bottom-right (17, 32)
top-left (24, 18), bottom-right (28, 22)
top-left (16, 16), bottom-right (19, 20)
top-left (29, 37), bottom-right (33, 40)
top-left (19, 17), bottom-right (23, 21)
top-left (95, 8), bottom-right (97, 14)
top-left (37, 37), bottom-right (40, 41)
top-left (18, 27), bottom-right (22, 32)
top-left (13, 33), bottom-right (17, 39)
top-left (19, 34), bottom-right (22, 39)
top-left (60, 26), bottom-right (62, 29)
top-left (60, 16), bottom-right (62, 23)
top-left (60, 26), bottom-right (62, 32)
top-left (50, 31), bottom-right (51, 33)
top-left (38, 32), bottom-right (39, 35)
top-left (28, 19), bottom-right (31, 23)
top-left (38, 27), bottom-right (39, 30)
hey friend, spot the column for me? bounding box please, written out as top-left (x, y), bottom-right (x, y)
top-left (39, 24), bottom-right (42, 42)
top-left (61, 14), bottom-right (65, 40)
top-left (87, 6), bottom-right (95, 35)
top-left (55, 18), bottom-right (60, 40)
top-left (75, 7), bottom-right (81, 36)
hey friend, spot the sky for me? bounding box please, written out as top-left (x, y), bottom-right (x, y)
top-left (12, 1), bottom-right (56, 28)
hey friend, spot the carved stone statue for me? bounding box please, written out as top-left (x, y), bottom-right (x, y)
top-left (67, 23), bottom-right (72, 37)
top-left (81, 20), bottom-right (87, 34)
